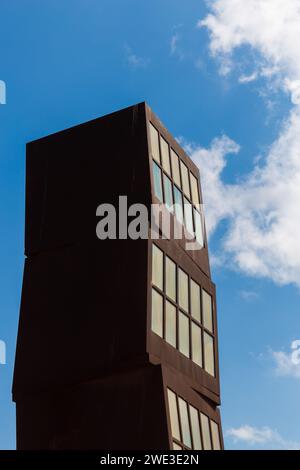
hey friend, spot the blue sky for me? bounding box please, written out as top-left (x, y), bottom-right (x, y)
top-left (1, 0), bottom-right (300, 450)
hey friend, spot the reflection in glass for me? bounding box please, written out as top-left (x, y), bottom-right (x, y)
top-left (211, 420), bottom-right (221, 450)
top-left (203, 290), bottom-right (213, 333)
top-left (152, 244), bottom-right (163, 290)
top-left (190, 279), bottom-right (201, 322)
top-left (171, 149), bottom-right (181, 187)
top-left (190, 172), bottom-right (200, 205)
top-left (165, 300), bottom-right (176, 348)
top-left (160, 136), bottom-right (171, 175)
top-left (151, 288), bottom-right (163, 338)
top-left (192, 322), bottom-right (202, 367)
top-left (164, 175), bottom-right (174, 212)
top-left (178, 311), bottom-right (190, 358)
top-left (153, 161), bottom-right (163, 202)
top-left (189, 405), bottom-right (202, 450)
top-left (204, 332), bottom-right (215, 376)
top-left (178, 268), bottom-right (188, 312)
top-left (178, 397), bottom-right (192, 448)
top-left (194, 209), bottom-right (204, 247)
top-left (180, 161), bottom-right (191, 199)
top-left (184, 198), bottom-right (194, 237)
top-left (200, 413), bottom-right (212, 450)
top-left (174, 187), bottom-right (184, 225)
top-left (166, 256), bottom-right (176, 302)
top-left (150, 123), bottom-right (160, 163)
top-left (167, 389), bottom-right (181, 441)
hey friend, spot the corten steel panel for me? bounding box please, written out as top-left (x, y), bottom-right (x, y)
top-left (16, 365), bottom-right (169, 450)
top-left (13, 238), bottom-right (149, 398)
top-left (25, 102), bottom-right (151, 256)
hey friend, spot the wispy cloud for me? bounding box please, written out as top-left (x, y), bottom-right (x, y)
top-left (124, 45), bottom-right (149, 68)
top-left (238, 72), bottom-right (258, 84)
top-left (239, 290), bottom-right (259, 301)
top-left (181, 0), bottom-right (300, 287)
top-left (226, 425), bottom-right (300, 450)
top-left (272, 341), bottom-right (300, 378)
top-left (170, 32), bottom-right (180, 56)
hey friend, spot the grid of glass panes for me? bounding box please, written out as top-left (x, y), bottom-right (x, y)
top-left (149, 122), bottom-right (204, 247)
top-left (167, 388), bottom-right (221, 450)
top-left (151, 243), bottom-right (215, 377)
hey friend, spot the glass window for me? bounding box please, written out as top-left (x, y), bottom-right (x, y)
top-left (165, 300), bottom-right (176, 348)
top-left (153, 161), bottom-right (163, 202)
top-left (191, 322), bottom-right (202, 367)
top-left (150, 123), bottom-right (160, 163)
top-left (174, 187), bottom-right (184, 225)
top-left (171, 149), bottom-right (181, 187)
top-left (160, 136), bottom-right (171, 175)
top-left (178, 397), bottom-right (192, 448)
top-left (184, 198), bottom-right (194, 237)
top-left (190, 172), bottom-right (200, 206)
top-left (194, 208), bottom-right (204, 247)
top-left (203, 290), bottom-right (213, 333)
top-left (211, 420), bottom-right (221, 450)
top-left (180, 161), bottom-right (191, 199)
top-left (178, 268), bottom-right (188, 312)
top-left (163, 175), bottom-right (174, 213)
top-left (167, 389), bottom-right (181, 442)
top-left (166, 256), bottom-right (176, 302)
top-left (152, 244), bottom-right (163, 291)
top-left (178, 311), bottom-right (190, 358)
top-left (200, 413), bottom-right (212, 450)
top-left (190, 279), bottom-right (201, 322)
top-left (204, 332), bottom-right (215, 376)
top-left (173, 442), bottom-right (182, 450)
top-left (151, 289), bottom-right (163, 338)
top-left (189, 405), bottom-right (202, 450)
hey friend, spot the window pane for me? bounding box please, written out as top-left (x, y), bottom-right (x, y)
top-left (204, 332), bottom-right (215, 376)
top-left (153, 161), bottom-right (163, 202)
top-left (203, 290), bottom-right (213, 333)
top-left (191, 322), bottom-right (202, 367)
top-left (167, 389), bottom-right (181, 442)
top-left (184, 198), bottom-right (194, 236)
top-left (151, 289), bottom-right (163, 338)
top-left (178, 311), bottom-right (190, 358)
top-left (180, 161), bottom-right (191, 199)
top-left (174, 187), bottom-right (184, 225)
top-left (190, 279), bottom-right (201, 322)
top-left (190, 172), bottom-right (200, 206)
top-left (163, 175), bottom-right (174, 213)
top-left (189, 405), bottom-right (202, 450)
top-left (194, 209), bottom-right (204, 247)
top-left (160, 136), bottom-right (171, 175)
top-left (200, 413), bottom-right (212, 450)
top-left (152, 244), bottom-right (163, 290)
top-left (178, 397), bottom-right (192, 448)
top-left (150, 123), bottom-right (160, 163)
top-left (211, 420), bottom-right (221, 450)
top-left (166, 256), bottom-right (176, 302)
top-left (178, 268), bottom-right (188, 312)
top-left (171, 149), bottom-right (181, 187)
top-left (165, 300), bottom-right (176, 348)
top-left (173, 442), bottom-right (182, 450)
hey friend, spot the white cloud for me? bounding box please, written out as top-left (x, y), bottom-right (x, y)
top-left (239, 290), bottom-right (259, 301)
top-left (124, 45), bottom-right (149, 68)
top-left (238, 72), bottom-right (258, 84)
top-left (226, 425), bottom-right (300, 450)
top-left (272, 340), bottom-right (300, 378)
top-left (186, 0), bottom-right (300, 286)
top-left (170, 33), bottom-right (180, 56)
